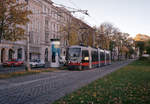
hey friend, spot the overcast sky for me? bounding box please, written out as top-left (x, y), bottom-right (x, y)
top-left (52, 0), bottom-right (150, 37)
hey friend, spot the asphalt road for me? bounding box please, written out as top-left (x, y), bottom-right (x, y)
top-left (0, 60), bottom-right (134, 104)
top-left (0, 65), bottom-right (26, 73)
top-left (0, 65), bottom-right (47, 74)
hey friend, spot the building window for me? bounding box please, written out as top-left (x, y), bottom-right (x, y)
top-left (45, 19), bottom-right (49, 30)
top-left (1, 48), bottom-right (5, 63)
top-left (45, 48), bottom-right (48, 62)
top-left (29, 32), bottom-right (33, 43)
top-left (45, 32), bottom-right (49, 43)
top-left (8, 49), bottom-right (14, 60)
top-left (17, 48), bottom-right (22, 59)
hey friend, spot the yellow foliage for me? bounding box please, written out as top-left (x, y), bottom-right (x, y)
top-left (134, 34), bottom-right (150, 42)
top-left (0, 0), bottom-right (32, 42)
top-left (121, 46), bottom-right (129, 53)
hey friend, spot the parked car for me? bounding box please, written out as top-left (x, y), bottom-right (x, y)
top-left (59, 56), bottom-right (66, 65)
top-left (2, 59), bottom-right (24, 67)
top-left (29, 59), bottom-right (45, 68)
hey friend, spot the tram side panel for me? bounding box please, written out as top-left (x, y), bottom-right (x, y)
top-left (100, 51), bottom-right (105, 66)
top-left (104, 51), bottom-right (111, 65)
top-left (109, 52), bottom-right (112, 64)
top-left (81, 49), bottom-right (90, 70)
top-left (106, 53), bottom-right (109, 65)
top-left (95, 50), bottom-right (99, 68)
top-left (98, 49), bottom-right (101, 67)
top-left (91, 50), bottom-right (99, 68)
top-left (104, 50), bottom-right (107, 65)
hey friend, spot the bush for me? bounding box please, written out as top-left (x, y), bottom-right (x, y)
top-left (139, 56), bottom-right (149, 61)
top-left (139, 56), bottom-right (148, 61)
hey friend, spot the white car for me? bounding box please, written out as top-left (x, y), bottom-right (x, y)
top-left (30, 59), bottom-right (45, 68)
top-left (59, 56), bottom-right (66, 65)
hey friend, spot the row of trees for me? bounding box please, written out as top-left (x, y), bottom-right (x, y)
top-left (62, 20), bottom-right (136, 61)
top-left (95, 22), bottom-right (136, 61)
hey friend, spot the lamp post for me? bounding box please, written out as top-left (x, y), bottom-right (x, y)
top-left (26, 32), bottom-right (31, 71)
top-left (25, 0), bottom-right (31, 71)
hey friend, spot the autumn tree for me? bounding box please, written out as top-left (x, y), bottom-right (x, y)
top-left (128, 46), bottom-right (135, 58)
top-left (95, 22), bottom-right (121, 60)
top-left (0, 0), bottom-right (31, 43)
top-left (95, 25), bottom-right (106, 49)
top-left (77, 25), bottom-right (95, 47)
top-left (145, 39), bottom-right (150, 55)
top-left (125, 37), bottom-right (135, 58)
top-left (95, 22), bottom-right (118, 49)
top-left (135, 41), bottom-right (145, 57)
top-left (60, 17), bottom-right (93, 47)
top-left (87, 28), bottom-right (95, 47)
top-left (60, 19), bottom-right (79, 46)
top-left (113, 32), bottom-right (123, 60)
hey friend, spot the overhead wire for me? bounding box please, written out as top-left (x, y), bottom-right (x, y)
top-left (67, 0), bottom-right (100, 26)
top-left (67, 0), bottom-right (81, 9)
top-left (54, 0), bottom-right (100, 26)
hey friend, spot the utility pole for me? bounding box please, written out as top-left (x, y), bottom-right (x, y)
top-left (54, 3), bottom-right (89, 16)
top-left (26, 32), bottom-right (31, 71)
top-left (25, 0), bottom-right (31, 71)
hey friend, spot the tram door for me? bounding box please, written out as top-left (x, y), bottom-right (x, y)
top-left (81, 50), bottom-right (89, 69)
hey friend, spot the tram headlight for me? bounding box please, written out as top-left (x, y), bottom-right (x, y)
top-left (84, 57), bottom-right (89, 61)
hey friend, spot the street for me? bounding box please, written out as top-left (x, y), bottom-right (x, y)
top-left (0, 60), bottom-right (134, 104)
top-left (0, 65), bottom-right (25, 74)
top-left (0, 65), bottom-right (48, 74)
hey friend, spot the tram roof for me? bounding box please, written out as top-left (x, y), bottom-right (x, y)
top-left (69, 45), bottom-right (88, 48)
top-left (68, 45), bottom-right (110, 52)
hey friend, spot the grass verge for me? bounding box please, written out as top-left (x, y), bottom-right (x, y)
top-left (0, 68), bottom-right (59, 79)
top-left (53, 60), bottom-right (150, 104)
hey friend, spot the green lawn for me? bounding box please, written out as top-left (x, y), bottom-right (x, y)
top-left (53, 60), bottom-right (150, 104)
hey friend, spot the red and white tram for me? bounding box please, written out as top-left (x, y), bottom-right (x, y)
top-left (67, 45), bottom-right (111, 70)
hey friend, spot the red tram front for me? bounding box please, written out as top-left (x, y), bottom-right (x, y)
top-left (67, 45), bottom-right (111, 70)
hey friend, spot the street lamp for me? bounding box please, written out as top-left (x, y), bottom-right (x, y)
top-left (25, 0), bottom-right (31, 71)
top-left (25, 32), bottom-right (31, 71)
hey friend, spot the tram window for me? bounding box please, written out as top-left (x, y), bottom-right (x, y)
top-left (68, 48), bottom-right (81, 57)
top-left (82, 50), bottom-right (89, 62)
top-left (91, 51), bottom-right (94, 62)
top-left (92, 51), bottom-right (98, 62)
top-left (107, 54), bottom-right (109, 60)
top-left (100, 52), bottom-right (105, 61)
top-left (99, 53), bottom-right (101, 61)
top-left (103, 53), bottom-right (105, 60)
top-left (95, 51), bottom-right (98, 61)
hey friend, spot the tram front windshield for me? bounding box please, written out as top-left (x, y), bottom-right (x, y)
top-left (68, 48), bottom-right (81, 58)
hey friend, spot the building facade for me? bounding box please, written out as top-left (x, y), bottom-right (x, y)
top-left (0, 0), bottom-right (94, 65)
